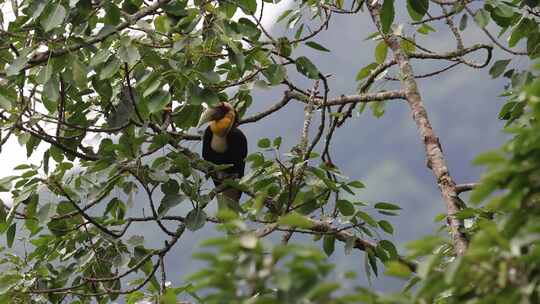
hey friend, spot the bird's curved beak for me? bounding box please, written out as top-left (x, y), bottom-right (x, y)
top-left (197, 107), bottom-right (218, 128)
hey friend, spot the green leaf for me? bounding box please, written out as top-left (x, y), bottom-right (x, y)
top-left (257, 138), bottom-right (271, 148)
top-left (455, 208), bottom-right (477, 220)
top-left (0, 273), bottom-right (21, 294)
top-left (43, 150), bottom-right (51, 174)
top-left (37, 203), bottom-right (53, 224)
top-left (200, 71), bottom-right (220, 83)
top-left (527, 33), bottom-right (540, 58)
top-left (459, 14), bottom-right (468, 31)
top-left (406, 235), bottom-right (445, 258)
top-left (273, 137), bottom-right (282, 148)
top-left (158, 194), bottom-right (184, 218)
top-left (306, 41), bottom-right (331, 52)
top-left (230, 48), bottom-right (245, 73)
top-left (407, 0), bottom-right (429, 20)
top-left (508, 19), bottom-right (533, 48)
top-left (142, 74), bottom-right (162, 98)
top-left (367, 249), bottom-right (378, 276)
top-left (417, 24), bottom-right (435, 35)
top-left (295, 56), bottom-right (320, 79)
top-left (0, 87), bottom-right (16, 110)
top-left (108, 90), bottom-right (134, 128)
top-left (238, 18), bottom-right (261, 40)
top-left (118, 44), bottom-right (141, 66)
top-left (384, 260), bottom-right (412, 278)
top-left (147, 90), bottom-right (171, 113)
top-left (6, 49), bottom-right (30, 76)
top-left (29, 0), bottom-right (47, 22)
top-left (277, 37), bottom-right (292, 57)
top-left (43, 76), bottom-right (60, 102)
top-left (26, 135), bottom-right (40, 157)
top-left (374, 41), bottom-right (388, 64)
top-left (161, 180), bottom-right (180, 195)
top-left (337, 200), bottom-right (355, 216)
top-left (356, 210), bottom-right (377, 227)
top-left (380, 0), bottom-right (395, 34)
top-left (71, 58), bottom-right (88, 88)
top-left (36, 63), bottom-right (53, 84)
top-left (154, 15), bottom-right (173, 33)
top-left (356, 63), bottom-right (379, 81)
top-left (0, 202), bottom-right (7, 225)
top-left (262, 64), bottom-right (286, 85)
top-left (470, 182), bottom-right (496, 204)
top-left (239, 0), bottom-right (257, 14)
top-left (494, 3), bottom-right (515, 18)
top-left (6, 223), bottom-right (15, 248)
top-left (276, 9), bottom-right (293, 23)
top-left (126, 291), bottom-right (145, 304)
top-left (378, 220), bottom-right (394, 234)
top-left (278, 212), bottom-right (314, 229)
top-left (41, 4), bottom-right (67, 32)
top-left (308, 282), bottom-right (340, 300)
top-left (99, 57), bottom-right (121, 80)
top-left (374, 202), bottom-right (401, 210)
top-left (200, 89), bottom-right (219, 106)
top-left (472, 151), bottom-right (506, 165)
top-left (104, 3), bottom-right (121, 25)
top-left (185, 208), bottom-right (206, 231)
top-left (160, 288), bottom-right (177, 304)
top-left (90, 49), bottom-right (111, 67)
top-left (347, 180), bottom-right (365, 188)
top-left (323, 235), bottom-right (335, 257)
top-left (489, 59), bottom-right (511, 79)
top-left (221, 2), bottom-right (237, 18)
top-left (401, 37), bottom-right (416, 54)
top-left (379, 240), bottom-right (398, 259)
top-left (474, 9), bottom-right (490, 28)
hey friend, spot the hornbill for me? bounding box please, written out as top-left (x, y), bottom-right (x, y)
top-left (197, 102), bottom-right (248, 203)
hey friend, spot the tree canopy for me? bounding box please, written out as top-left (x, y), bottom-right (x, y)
top-left (0, 0), bottom-right (539, 303)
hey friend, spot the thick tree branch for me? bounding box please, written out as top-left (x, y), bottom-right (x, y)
top-left (368, 2), bottom-right (469, 256)
top-left (286, 90), bottom-right (406, 106)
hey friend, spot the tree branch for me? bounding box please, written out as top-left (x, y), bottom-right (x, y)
top-left (286, 90), bottom-right (406, 106)
top-left (368, 2), bottom-right (469, 256)
top-left (456, 183), bottom-right (478, 194)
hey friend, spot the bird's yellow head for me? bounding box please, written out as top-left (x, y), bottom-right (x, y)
top-left (197, 102), bottom-right (236, 137)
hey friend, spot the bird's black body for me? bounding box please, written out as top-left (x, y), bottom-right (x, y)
top-left (202, 126), bottom-right (248, 185)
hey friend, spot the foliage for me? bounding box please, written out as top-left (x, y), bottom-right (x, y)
top-left (0, 0), bottom-right (539, 303)
top-left (381, 61), bottom-right (540, 304)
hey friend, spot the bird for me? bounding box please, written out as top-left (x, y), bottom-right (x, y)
top-left (197, 102), bottom-right (248, 204)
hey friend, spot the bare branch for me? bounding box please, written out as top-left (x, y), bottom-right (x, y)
top-left (456, 183), bottom-right (479, 194)
top-left (286, 90), bottom-right (406, 106)
top-left (238, 93), bottom-right (293, 124)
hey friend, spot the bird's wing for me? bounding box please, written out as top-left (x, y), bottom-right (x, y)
top-left (202, 126), bottom-right (213, 161)
top-left (232, 128), bottom-right (248, 178)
